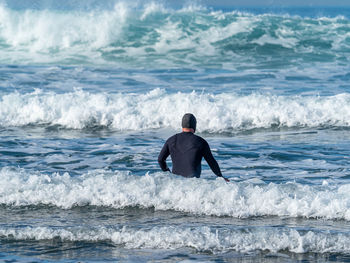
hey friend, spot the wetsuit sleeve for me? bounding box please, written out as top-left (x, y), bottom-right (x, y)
top-left (202, 141), bottom-right (223, 177)
top-left (158, 140), bottom-right (171, 172)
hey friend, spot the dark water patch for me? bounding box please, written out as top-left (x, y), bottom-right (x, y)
top-left (200, 74), bottom-right (276, 84)
top-left (331, 73), bottom-right (350, 81)
top-left (268, 152), bottom-right (312, 161)
top-left (340, 174), bottom-right (350, 179)
top-left (111, 155), bottom-right (134, 164)
top-left (0, 140), bottom-right (30, 147)
top-left (0, 151), bottom-right (32, 158)
top-left (122, 78), bottom-right (145, 86)
top-left (220, 150), bottom-right (260, 159)
top-left (89, 149), bottom-right (118, 156)
top-left (242, 165), bottom-right (285, 170)
top-left (47, 160), bottom-right (81, 166)
top-left (285, 76), bottom-right (318, 81)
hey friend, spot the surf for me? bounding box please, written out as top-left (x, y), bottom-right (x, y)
top-left (1, 224), bottom-right (350, 254)
top-left (1, 167), bottom-right (350, 220)
top-left (0, 3), bottom-right (350, 66)
top-left (1, 89), bottom-right (350, 131)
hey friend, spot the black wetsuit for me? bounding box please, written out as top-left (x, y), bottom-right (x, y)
top-left (158, 132), bottom-right (223, 178)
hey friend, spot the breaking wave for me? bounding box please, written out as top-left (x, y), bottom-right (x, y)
top-left (0, 3), bottom-right (350, 66)
top-left (1, 167), bottom-right (350, 220)
top-left (1, 89), bottom-right (350, 131)
top-left (1, 225), bottom-right (350, 254)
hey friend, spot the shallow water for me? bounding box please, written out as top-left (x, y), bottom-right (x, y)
top-left (1, 1), bottom-right (350, 262)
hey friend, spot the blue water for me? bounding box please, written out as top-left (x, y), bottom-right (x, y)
top-left (1, 1), bottom-right (350, 262)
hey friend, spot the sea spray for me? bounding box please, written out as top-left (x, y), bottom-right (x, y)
top-left (1, 89), bottom-right (350, 131)
top-left (1, 167), bottom-right (350, 220)
top-left (0, 4), bottom-right (350, 66)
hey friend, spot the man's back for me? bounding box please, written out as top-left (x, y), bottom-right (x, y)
top-left (158, 132), bottom-right (222, 178)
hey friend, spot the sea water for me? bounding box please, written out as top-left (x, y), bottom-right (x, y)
top-left (1, 1), bottom-right (350, 262)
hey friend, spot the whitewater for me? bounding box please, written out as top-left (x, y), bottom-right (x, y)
top-left (1, 89), bottom-right (350, 130)
top-left (1, 1), bottom-right (350, 262)
top-left (1, 168), bottom-right (350, 220)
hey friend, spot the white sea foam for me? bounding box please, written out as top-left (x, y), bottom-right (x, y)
top-left (0, 4), bottom-right (127, 51)
top-left (141, 2), bottom-right (168, 20)
top-left (0, 4), bottom-right (349, 65)
top-left (1, 225), bottom-right (350, 254)
top-left (1, 167), bottom-right (350, 220)
top-left (1, 89), bottom-right (350, 131)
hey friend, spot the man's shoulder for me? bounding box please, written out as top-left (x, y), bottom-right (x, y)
top-left (187, 133), bottom-right (209, 148)
top-left (166, 133), bottom-right (180, 143)
top-left (192, 133), bottom-right (207, 143)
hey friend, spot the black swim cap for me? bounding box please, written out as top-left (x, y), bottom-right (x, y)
top-left (182, 113), bottom-right (197, 132)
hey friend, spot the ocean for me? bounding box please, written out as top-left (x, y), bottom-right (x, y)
top-left (1, 1), bottom-right (350, 262)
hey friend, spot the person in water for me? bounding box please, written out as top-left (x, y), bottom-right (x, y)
top-left (158, 113), bottom-right (229, 182)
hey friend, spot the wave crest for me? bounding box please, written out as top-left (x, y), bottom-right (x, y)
top-left (1, 89), bottom-right (350, 131)
top-left (1, 225), bottom-right (350, 254)
top-left (0, 4), bottom-right (349, 66)
top-left (1, 167), bottom-right (350, 220)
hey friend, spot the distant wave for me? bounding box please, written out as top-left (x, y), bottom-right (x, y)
top-left (0, 3), bottom-right (349, 66)
top-left (1, 89), bottom-right (350, 131)
top-left (1, 167), bottom-right (350, 220)
top-left (1, 224), bottom-right (350, 254)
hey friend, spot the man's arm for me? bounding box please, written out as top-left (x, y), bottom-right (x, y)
top-left (203, 141), bottom-right (229, 182)
top-left (158, 141), bottom-right (170, 172)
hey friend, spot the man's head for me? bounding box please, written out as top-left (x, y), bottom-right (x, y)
top-left (182, 113), bottom-right (197, 133)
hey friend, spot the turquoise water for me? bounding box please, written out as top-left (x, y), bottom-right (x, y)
top-left (1, 2), bottom-right (350, 262)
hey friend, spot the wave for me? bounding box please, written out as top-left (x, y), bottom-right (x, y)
top-left (1, 89), bottom-right (350, 131)
top-left (1, 167), bottom-right (350, 220)
top-left (1, 225), bottom-right (350, 254)
top-left (0, 3), bottom-right (350, 66)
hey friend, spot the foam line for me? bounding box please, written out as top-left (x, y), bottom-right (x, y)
top-left (1, 89), bottom-right (350, 131)
top-left (1, 167), bottom-right (350, 220)
top-left (1, 225), bottom-right (350, 254)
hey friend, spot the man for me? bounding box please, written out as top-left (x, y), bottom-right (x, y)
top-left (158, 113), bottom-right (229, 182)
